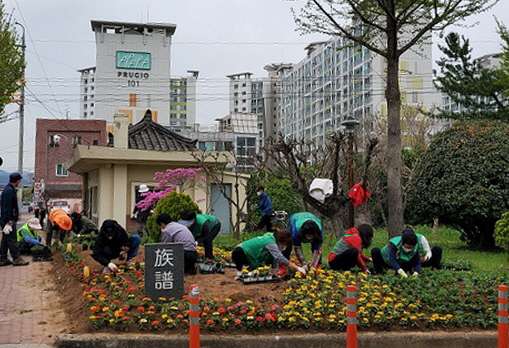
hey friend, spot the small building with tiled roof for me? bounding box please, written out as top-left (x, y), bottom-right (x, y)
top-left (128, 110), bottom-right (197, 151)
top-left (67, 110), bottom-right (245, 233)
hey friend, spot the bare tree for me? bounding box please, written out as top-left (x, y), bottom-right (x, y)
top-left (294, 0), bottom-right (499, 237)
top-left (262, 132), bottom-right (378, 239)
top-left (191, 150), bottom-right (249, 238)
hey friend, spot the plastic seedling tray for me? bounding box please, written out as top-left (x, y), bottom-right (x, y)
top-left (242, 274), bottom-right (280, 285)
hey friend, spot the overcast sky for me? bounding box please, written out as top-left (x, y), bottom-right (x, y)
top-left (1, 0), bottom-right (508, 172)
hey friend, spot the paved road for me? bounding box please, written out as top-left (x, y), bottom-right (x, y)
top-left (0, 213), bottom-right (65, 346)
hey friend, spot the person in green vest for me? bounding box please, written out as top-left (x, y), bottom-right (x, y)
top-left (231, 228), bottom-right (307, 280)
top-left (284, 212), bottom-right (323, 269)
top-left (17, 218), bottom-right (52, 260)
top-left (370, 229), bottom-right (422, 278)
top-left (179, 210), bottom-right (221, 260)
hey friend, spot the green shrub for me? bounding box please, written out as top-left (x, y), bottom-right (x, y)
top-left (495, 212), bottom-right (509, 255)
top-left (406, 120), bottom-right (509, 248)
top-left (247, 172), bottom-right (302, 219)
top-left (146, 191), bottom-right (200, 242)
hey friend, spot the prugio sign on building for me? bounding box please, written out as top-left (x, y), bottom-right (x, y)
top-left (144, 243), bottom-right (184, 301)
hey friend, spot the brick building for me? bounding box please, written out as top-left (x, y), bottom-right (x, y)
top-left (34, 119), bottom-right (107, 204)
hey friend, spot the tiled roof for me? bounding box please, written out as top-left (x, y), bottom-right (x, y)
top-left (128, 110), bottom-right (197, 151)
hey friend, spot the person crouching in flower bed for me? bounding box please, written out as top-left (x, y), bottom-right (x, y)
top-left (156, 213), bottom-right (198, 275)
top-left (328, 223), bottom-right (374, 273)
top-left (17, 218), bottom-right (53, 261)
top-left (91, 219), bottom-right (141, 274)
top-left (231, 228), bottom-right (307, 280)
top-left (371, 229), bottom-right (421, 278)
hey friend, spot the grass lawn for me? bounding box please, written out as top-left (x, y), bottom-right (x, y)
top-left (216, 225), bottom-right (509, 272)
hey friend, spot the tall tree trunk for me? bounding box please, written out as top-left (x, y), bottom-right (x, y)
top-left (385, 9), bottom-right (404, 238)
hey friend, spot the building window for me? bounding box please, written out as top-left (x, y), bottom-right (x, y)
top-left (72, 135), bottom-right (82, 148)
top-left (93, 140), bottom-right (99, 145)
top-left (56, 164), bottom-right (69, 177)
top-left (49, 135), bottom-right (61, 147)
top-left (129, 93), bottom-right (137, 107)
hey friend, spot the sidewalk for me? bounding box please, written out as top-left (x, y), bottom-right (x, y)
top-left (0, 213), bottom-right (67, 345)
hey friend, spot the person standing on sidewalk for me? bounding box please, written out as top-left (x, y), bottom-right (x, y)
top-left (0, 172), bottom-right (29, 266)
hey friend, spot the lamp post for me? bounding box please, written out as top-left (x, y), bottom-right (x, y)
top-left (341, 115), bottom-right (359, 228)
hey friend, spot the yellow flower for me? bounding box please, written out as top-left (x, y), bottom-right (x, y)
top-left (167, 319), bottom-right (174, 324)
top-left (161, 314), bottom-right (168, 319)
top-left (109, 319), bottom-right (115, 323)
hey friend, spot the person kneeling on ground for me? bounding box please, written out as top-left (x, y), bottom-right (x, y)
top-left (178, 209), bottom-right (221, 260)
top-left (91, 219), bottom-right (141, 274)
top-left (402, 227), bottom-right (443, 269)
top-left (17, 218), bottom-right (53, 261)
top-left (283, 212), bottom-right (323, 276)
top-left (46, 209), bottom-right (73, 247)
top-left (328, 224), bottom-right (374, 273)
top-left (231, 228), bottom-right (307, 280)
top-left (156, 213), bottom-right (198, 275)
top-left (70, 212), bottom-right (98, 237)
top-left (371, 229), bottom-right (422, 277)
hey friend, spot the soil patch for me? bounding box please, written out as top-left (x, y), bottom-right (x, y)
top-left (52, 244), bottom-right (289, 334)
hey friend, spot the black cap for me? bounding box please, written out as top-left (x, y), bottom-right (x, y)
top-left (9, 172), bottom-right (22, 183)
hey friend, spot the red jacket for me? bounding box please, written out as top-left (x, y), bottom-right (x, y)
top-left (348, 183), bottom-right (371, 207)
top-left (328, 227), bottom-right (370, 271)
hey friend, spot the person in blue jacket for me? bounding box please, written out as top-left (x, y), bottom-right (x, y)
top-left (285, 212), bottom-right (323, 270)
top-left (0, 172), bottom-right (29, 266)
top-left (256, 186), bottom-right (273, 232)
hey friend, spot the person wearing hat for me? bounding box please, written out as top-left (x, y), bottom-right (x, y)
top-left (0, 172), bottom-right (29, 266)
top-left (91, 219), bottom-right (141, 274)
top-left (132, 184), bottom-right (153, 237)
top-left (17, 218), bottom-right (43, 252)
top-left (46, 208), bottom-right (73, 247)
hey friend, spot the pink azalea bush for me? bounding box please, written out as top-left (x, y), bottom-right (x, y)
top-left (135, 168), bottom-right (204, 211)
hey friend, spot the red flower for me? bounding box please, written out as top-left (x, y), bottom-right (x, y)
top-left (234, 319), bottom-right (242, 325)
top-left (137, 306), bottom-right (145, 312)
top-left (206, 319), bottom-right (214, 325)
top-left (255, 316), bottom-right (265, 322)
top-left (151, 320), bottom-right (160, 326)
top-left (239, 310), bottom-right (247, 315)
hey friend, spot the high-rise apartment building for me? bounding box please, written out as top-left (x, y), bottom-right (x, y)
top-left (279, 37), bottom-right (441, 146)
top-left (79, 20), bottom-right (178, 128)
top-left (169, 70), bottom-right (198, 128)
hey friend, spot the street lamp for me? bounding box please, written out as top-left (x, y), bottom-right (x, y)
top-left (341, 115), bottom-right (359, 228)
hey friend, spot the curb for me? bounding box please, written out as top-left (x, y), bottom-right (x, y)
top-left (56, 331), bottom-right (498, 348)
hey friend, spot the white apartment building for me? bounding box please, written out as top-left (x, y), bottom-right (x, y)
top-left (280, 37), bottom-right (441, 146)
top-left (79, 20), bottom-right (177, 129)
top-left (78, 66), bottom-right (96, 119)
top-left (227, 66), bottom-right (292, 151)
top-left (170, 70), bottom-right (199, 128)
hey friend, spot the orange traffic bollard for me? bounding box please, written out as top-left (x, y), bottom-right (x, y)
top-left (346, 284), bottom-right (357, 348)
top-left (189, 284), bottom-right (200, 348)
top-left (499, 285), bottom-right (508, 348)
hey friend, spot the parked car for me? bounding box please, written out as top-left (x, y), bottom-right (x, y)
top-left (49, 200), bottom-right (71, 214)
top-left (22, 201), bottom-right (34, 213)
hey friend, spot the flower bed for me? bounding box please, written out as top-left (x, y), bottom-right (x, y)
top-left (60, 243), bottom-right (509, 332)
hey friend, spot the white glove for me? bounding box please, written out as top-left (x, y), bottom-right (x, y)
top-left (397, 269), bottom-right (408, 278)
top-left (364, 269), bottom-right (371, 275)
top-left (2, 224), bottom-right (12, 235)
top-left (296, 266), bottom-right (307, 276)
top-left (108, 262), bottom-right (118, 273)
top-left (412, 271), bottom-right (419, 277)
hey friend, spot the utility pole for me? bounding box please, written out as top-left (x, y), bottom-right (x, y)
top-left (15, 22), bottom-right (25, 206)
